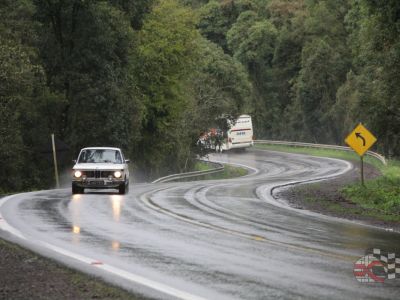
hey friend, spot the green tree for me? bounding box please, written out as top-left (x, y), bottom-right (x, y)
top-left (289, 0), bottom-right (350, 143)
top-left (188, 37), bottom-right (252, 136)
top-left (109, 0), bottom-right (154, 29)
top-left (0, 0), bottom-right (68, 192)
top-left (35, 1), bottom-right (143, 154)
top-left (0, 41), bottom-right (28, 192)
top-left (294, 38), bottom-right (348, 143)
top-left (335, 0), bottom-right (400, 156)
top-left (227, 10), bottom-right (279, 138)
top-left (134, 0), bottom-right (200, 177)
top-left (198, 0), bottom-right (239, 52)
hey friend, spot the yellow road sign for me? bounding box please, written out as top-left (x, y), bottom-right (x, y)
top-left (345, 123), bottom-right (377, 156)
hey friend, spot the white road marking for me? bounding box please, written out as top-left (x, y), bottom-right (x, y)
top-left (0, 195), bottom-right (207, 300)
top-left (0, 196), bottom-right (26, 240)
top-left (258, 157), bottom-right (353, 211)
top-left (40, 240), bottom-right (207, 300)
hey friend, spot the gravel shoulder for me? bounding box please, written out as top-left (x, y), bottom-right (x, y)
top-left (276, 159), bottom-right (400, 232)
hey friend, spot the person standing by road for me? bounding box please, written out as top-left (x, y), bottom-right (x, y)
top-left (215, 130), bottom-right (223, 152)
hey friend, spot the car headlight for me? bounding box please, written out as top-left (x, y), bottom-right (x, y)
top-left (74, 170), bottom-right (82, 178)
top-left (114, 171), bottom-right (122, 178)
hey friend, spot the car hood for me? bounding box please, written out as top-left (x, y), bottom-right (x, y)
top-left (73, 163), bottom-right (125, 170)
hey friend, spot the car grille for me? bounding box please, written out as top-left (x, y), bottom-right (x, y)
top-left (83, 171), bottom-right (114, 178)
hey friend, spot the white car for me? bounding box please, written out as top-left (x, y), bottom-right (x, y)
top-left (72, 147), bottom-right (130, 194)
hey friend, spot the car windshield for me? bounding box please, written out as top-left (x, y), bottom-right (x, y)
top-left (78, 149), bottom-right (122, 163)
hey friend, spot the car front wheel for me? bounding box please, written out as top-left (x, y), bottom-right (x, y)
top-left (118, 180), bottom-right (128, 195)
top-left (72, 183), bottom-right (84, 194)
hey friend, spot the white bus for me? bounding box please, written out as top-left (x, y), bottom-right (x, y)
top-left (220, 114), bottom-right (254, 151)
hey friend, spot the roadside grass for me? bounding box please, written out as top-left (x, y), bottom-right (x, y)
top-left (193, 160), bottom-right (214, 172)
top-left (299, 184), bottom-right (400, 223)
top-left (342, 160), bottom-right (400, 219)
top-left (255, 143), bottom-right (382, 168)
top-left (189, 161), bottom-right (248, 180)
top-left (0, 238), bottom-right (145, 300)
top-left (202, 164), bottom-right (248, 180)
top-left (256, 143), bottom-right (400, 222)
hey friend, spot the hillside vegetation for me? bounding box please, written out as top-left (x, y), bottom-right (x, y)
top-left (1, 0), bottom-right (399, 193)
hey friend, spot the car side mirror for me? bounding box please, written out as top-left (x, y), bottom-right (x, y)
top-left (125, 159), bottom-right (130, 163)
top-left (72, 159), bottom-right (77, 164)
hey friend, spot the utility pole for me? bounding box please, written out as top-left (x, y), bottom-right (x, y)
top-left (51, 134), bottom-right (60, 188)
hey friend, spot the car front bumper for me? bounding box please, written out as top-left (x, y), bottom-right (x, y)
top-left (73, 178), bottom-right (125, 189)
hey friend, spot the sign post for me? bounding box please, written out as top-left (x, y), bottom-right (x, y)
top-left (345, 123), bottom-right (377, 186)
top-left (360, 155), bottom-right (364, 186)
top-left (51, 133), bottom-right (60, 189)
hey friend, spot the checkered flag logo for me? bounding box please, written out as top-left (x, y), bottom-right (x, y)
top-left (370, 248), bottom-right (400, 280)
top-left (354, 248), bottom-right (399, 283)
top-left (353, 254), bottom-right (386, 283)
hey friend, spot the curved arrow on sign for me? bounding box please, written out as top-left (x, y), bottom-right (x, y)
top-left (355, 132), bottom-right (366, 146)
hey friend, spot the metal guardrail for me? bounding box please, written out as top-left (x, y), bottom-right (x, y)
top-left (254, 140), bottom-right (387, 165)
top-left (152, 160), bottom-right (224, 183)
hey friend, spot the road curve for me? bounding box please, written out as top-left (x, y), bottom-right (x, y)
top-left (1, 149), bottom-right (399, 299)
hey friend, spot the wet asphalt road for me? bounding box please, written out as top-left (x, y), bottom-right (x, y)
top-left (1, 149), bottom-right (399, 299)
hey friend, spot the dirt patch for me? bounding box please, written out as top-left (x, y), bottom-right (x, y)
top-left (0, 238), bottom-right (146, 300)
top-left (276, 160), bottom-right (400, 231)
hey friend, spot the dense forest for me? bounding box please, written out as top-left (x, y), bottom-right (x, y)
top-left (1, 0), bottom-right (399, 193)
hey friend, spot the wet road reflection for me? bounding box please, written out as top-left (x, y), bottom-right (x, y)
top-left (110, 195), bottom-right (122, 222)
top-left (112, 240), bottom-right (120, 251)
top-left (72, 225), bottom-right (80, 234)
top-left (70, 194), bottom-right (82, 244)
